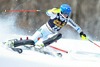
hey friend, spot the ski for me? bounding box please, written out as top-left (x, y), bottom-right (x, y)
top-left (11, 48), bottom-right (23, 54)
top-left (23, 45), bottom-right (63, 57)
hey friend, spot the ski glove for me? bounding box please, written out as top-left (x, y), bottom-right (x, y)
top-left (47, 8), bottom-right (61, 14)
top-left (80, 32), bottom-right (87, 40)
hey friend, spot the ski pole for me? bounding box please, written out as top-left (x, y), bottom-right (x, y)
top-left (4, 9), bottom-right (41, 12)
top-left (49, 45), bottom-right (68, 53)
top-left (88, 38), bottom-right (100, 48)
top-left (60, 13), bottom-right (100, 49)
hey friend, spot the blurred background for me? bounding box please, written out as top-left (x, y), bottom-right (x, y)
top-left (0, 0), bottom-right (100, 41)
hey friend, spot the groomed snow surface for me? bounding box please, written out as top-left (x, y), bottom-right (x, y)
top-left (0, 10), bottom-right (100, 67)
top-left (0, 36), bottom-right (100, 67)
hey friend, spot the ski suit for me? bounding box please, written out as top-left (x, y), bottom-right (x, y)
top-left (30, 8), bottom-right (83, 44)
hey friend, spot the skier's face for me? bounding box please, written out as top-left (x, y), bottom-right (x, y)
top-left (62, 14), bottom-right (68, 18)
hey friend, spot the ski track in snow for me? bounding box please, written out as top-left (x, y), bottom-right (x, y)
top-left (0, 14), bottom-right (100, 67)
top-left (0, 34), bottom-right (100, 67)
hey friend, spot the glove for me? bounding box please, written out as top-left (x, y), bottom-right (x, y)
top-left (80, 32), bottom-right (87, 40)
top-left (48, 8), bottom-right (61, 13)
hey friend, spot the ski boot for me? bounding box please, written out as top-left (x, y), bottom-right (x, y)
top-left (4, 39), bottom-right (17, 48)
top-left (34, 33), bottom-right (62, 52)
top-left (34, 41), bottom-right (45, 51)
top-left (4, 39), bottom-right (23, 53)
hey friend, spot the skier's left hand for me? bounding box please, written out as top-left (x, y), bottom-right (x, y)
top-left (80, 32), bottom-right (87, 40)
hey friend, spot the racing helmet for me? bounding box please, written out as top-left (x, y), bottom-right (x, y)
top-left (60, 4), bottom-right (72, 16)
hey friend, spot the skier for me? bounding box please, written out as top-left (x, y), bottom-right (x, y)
top-left (6, 3), bottom-right (87, 49)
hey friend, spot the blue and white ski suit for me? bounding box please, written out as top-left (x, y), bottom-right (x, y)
top-left (31, 8), bottom-right (83, 44)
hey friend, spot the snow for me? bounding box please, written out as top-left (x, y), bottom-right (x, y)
top-left (0, 13), bottom-right (100, 67)
top-left (0, 37), bottom-right (100, 67)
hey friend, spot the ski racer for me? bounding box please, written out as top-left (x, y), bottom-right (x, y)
top-left (6, 3), bottom-right (87, 49)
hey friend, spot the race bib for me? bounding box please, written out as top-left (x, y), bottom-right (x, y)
top-left (53, 19), bottom-right (66, 28)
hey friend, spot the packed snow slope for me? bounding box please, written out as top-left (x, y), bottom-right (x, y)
top-left (0, 34), bottom-right (100, 67)
top-left (0, 14), bottom-right (100, 67)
